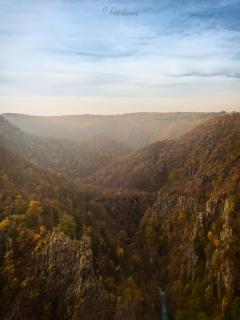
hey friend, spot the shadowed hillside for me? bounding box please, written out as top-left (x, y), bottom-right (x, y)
top-left (0, 116), bottom-right (131, 181)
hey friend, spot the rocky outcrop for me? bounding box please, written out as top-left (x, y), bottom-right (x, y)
top-left (70, 234), bottom-right (109, 320)
top-left (206, 199), bottom-right (235, 312)
top-left (140, 192), bottom-right (238, 318)
top-left (141, 191), bottom-right (199, 225)
top-left (5, 230), bottom-right (110, 320)
top-left (186, 197), bottom-right (224, 280)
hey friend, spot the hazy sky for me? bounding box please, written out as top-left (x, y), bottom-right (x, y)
top-left (0, 0), bottom-right (240, 115)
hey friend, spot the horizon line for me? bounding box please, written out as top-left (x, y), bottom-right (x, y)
top-left (1, 110), bottom-right (229, 118)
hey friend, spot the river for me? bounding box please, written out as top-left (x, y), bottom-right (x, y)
top-left (159, 288), bottom-right (169, 320)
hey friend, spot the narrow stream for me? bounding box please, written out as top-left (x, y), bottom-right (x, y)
top-left (159, 288), bottom-right (169, 320)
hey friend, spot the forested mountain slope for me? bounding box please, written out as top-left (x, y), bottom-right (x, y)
top-left (86, 114), bottom-right (240, 193)
top-left (2, 112), bottom-right (223, 148)
top-left (0, 116), bottom-right (131, 181)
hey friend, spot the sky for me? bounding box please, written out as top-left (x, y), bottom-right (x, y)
top-left (0, 0), bottom-right (240, 115)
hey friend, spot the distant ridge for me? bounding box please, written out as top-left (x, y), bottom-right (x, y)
top-left (2, 112), bottom-right (224, 148)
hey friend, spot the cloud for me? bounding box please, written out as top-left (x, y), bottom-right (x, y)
top-left (43, 48), bottom-right (134, 59)
top-left (172, 71), bottom-right (240, 79)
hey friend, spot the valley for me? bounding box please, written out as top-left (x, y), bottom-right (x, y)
top-left (0, 112), bottom-right (240, 320)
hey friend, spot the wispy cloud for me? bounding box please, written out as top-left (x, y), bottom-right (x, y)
top-left (172, 71), bottom-right (240, 79)
top-left (43, 48), bottom-right (134, 59)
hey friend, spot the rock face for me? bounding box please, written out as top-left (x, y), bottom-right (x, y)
top-left (185, 197), bottom-right (224, 281)
top-left (5, 231), bottom-right (110, 320)
top-left (206, 199), bottom-right (235, 313)
top-left (36, 231), bottom-right (108, 319)
top-left (141, 191), bottom-right (199, 224)
top-left (140, 192), bottom-right (239, 319)
top-left (70, 234), bottom-right (108, 320)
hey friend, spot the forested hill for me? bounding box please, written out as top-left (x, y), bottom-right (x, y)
top-left (2, 112), bottom-right (223, 148)
top-left (0, 116), bottom-right (131, 181)
top-left (85, 113), bottom-right (240, 193)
